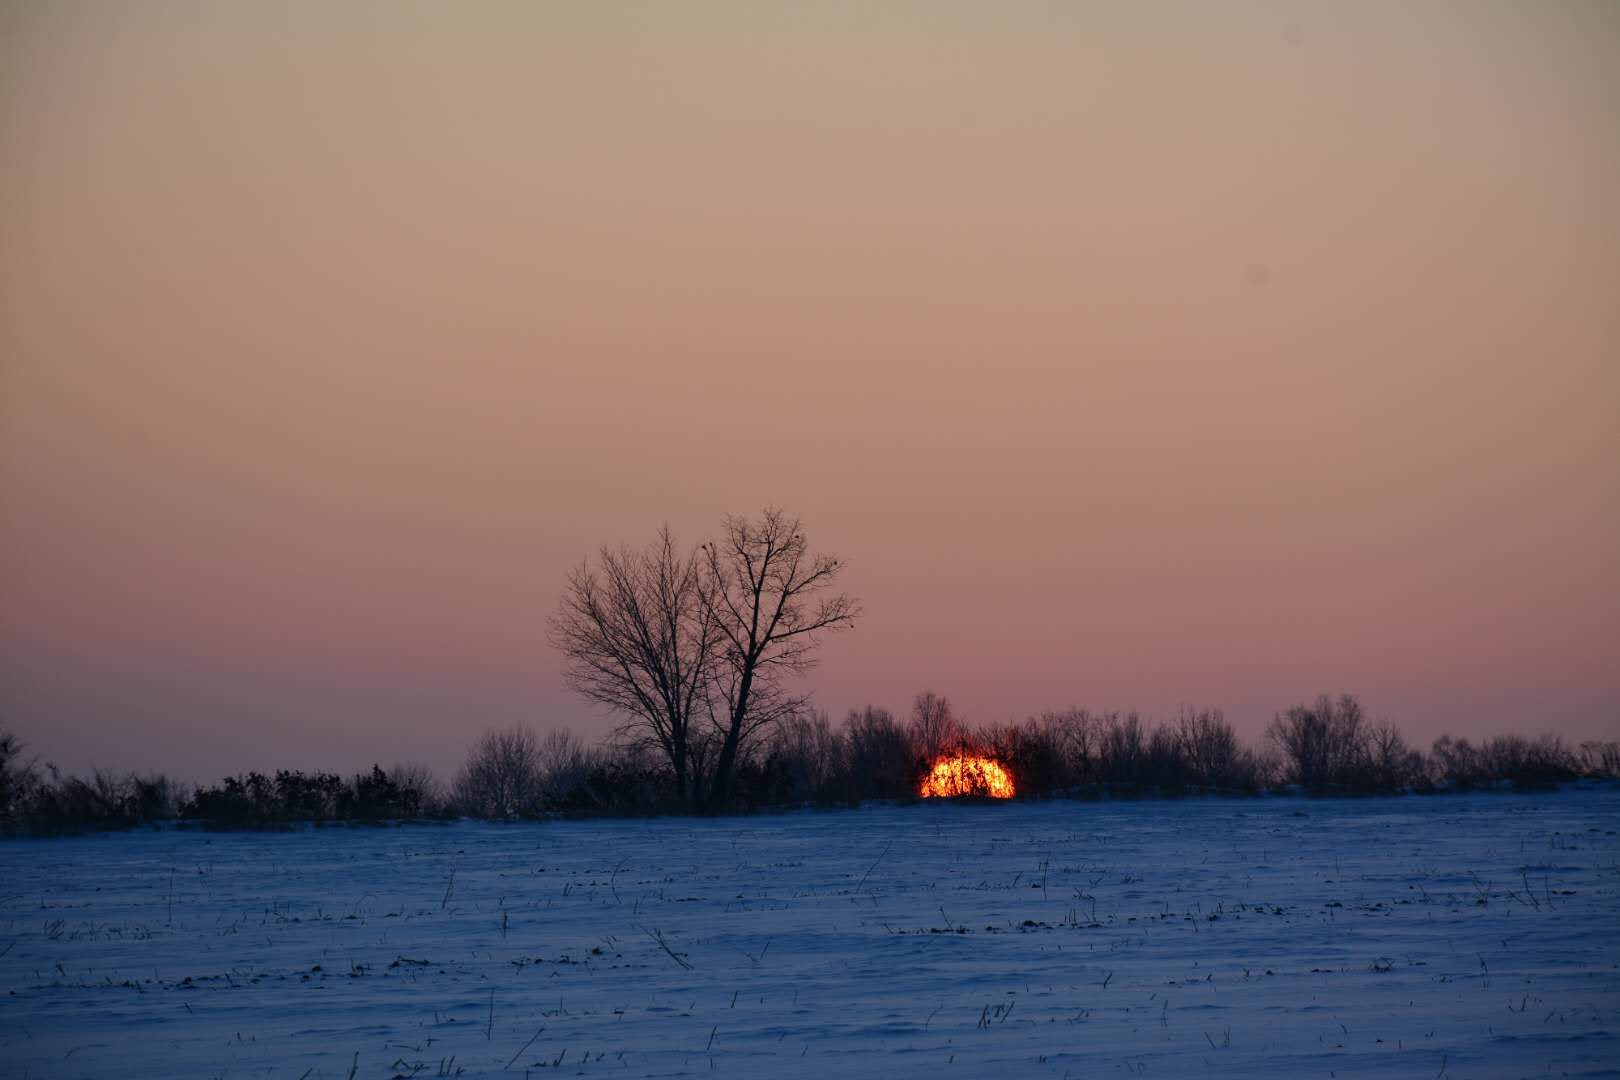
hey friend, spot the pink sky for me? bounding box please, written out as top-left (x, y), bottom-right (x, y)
top-left (2, 2), bottom-right (1617, 779)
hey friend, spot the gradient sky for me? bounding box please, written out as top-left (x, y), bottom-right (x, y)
top-left (2, 1), bottom-right (1617, 780)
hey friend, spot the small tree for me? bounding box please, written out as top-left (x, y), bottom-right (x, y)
top-left (1035, 707), bottom-right (1102, 785)
top-left (1430, 734), bottom-right (1484, 788)
top-left (1266, 694), bottom-right (1368, 791)
top-left (1364, 720), bottom-right (1423, 791)
top-left (909, 691), bottom-right (960, 762)
top-left (1097, 712), bottom-right (1149, 786)
top-left (1171, 708), bottom-right (1242, 788)
top-left (454, 727), bottom-right (543, 818)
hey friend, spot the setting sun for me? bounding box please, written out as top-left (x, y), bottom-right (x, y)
top-left (919, 755), bottom-right (1016, 799)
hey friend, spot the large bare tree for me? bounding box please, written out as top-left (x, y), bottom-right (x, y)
top-left (700, 509), bottom-right (859, 805)
top-left (550, 527), bottom-right (719, 806)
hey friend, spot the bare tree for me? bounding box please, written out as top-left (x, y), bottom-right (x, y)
top-left (454, 727), bottom-right (542, 819)
top-left (700, 509), bottom-right (859, 805)
top-left (841, 706), bottom-right (915, 801)
top-left (389, 762), bottom-right (444, 817)
top-left (1430, 733), bottom-right (1483, 788)
top-left (1171, 708), bottom-right (1240, 787)
top-left (1033, 707), bottom-right (1102, 783)
top-left (1098, 712), bottom-right (1148, 784)
top-left (909, 690), bottom-right (960, 762)
top-left (1266, 694), bottom-right (1368, 791)
top-left (1364, 720), bottom-right (1422, 791)
top-left (550, 527), bottom-right (719, 806)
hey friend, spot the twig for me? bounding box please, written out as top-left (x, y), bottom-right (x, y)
top-left (611, 860), bottom-right (628, 906)
top-left (504, 1026), bottom-right (544, 1069)
top-left (1519, 869), bottom-right (1541, 910)
top-left (637, 925), bottom-right (693, 970)
top-left (485, 988), bottom-right (495, 1040)
top-left (855, 840), bottom-right (894, 897)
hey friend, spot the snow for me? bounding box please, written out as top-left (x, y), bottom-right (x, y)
top-left (3, 788), bottom-right (1618, 1078)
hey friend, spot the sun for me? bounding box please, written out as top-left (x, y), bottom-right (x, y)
top-left (919, 754), bottom-right (1016, 799)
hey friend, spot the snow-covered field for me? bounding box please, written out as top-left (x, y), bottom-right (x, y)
top-left (3, 789), bottom-right (1618, 1079)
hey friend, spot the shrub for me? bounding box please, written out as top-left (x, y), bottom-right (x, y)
top-left (841, 706), bottom-right (918, 801)
top-left (1479, 734), bottom-right (1578, 789)
top-left (534, 729), bottom-right (603, 809)
top-left (1429, 733), bottom-right (1579, 790)
top-left (345, 765), bottom-right (404, 819)
top-left (761, 711), bottom-right (846, 805)
top-left (0, 729), bottom-right (37, 824)
top-left (1579, 741), bottom-right (1620, 778)
top-left (389, 762), bottom-right (447, 817)
top-left (16, 766), bottom-right (186, 832)
top-left (186, 765), bottom-right (442, 825)
top-left (572, 743), bottom-right (674, 813)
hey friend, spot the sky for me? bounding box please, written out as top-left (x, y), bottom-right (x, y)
top-left (2, 1), bottom-right (1617, 781)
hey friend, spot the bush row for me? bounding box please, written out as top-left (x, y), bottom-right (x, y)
top-left (1, 696), bottom-right (1616, 830)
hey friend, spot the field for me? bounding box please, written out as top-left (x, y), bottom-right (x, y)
top-left (3, 789), bottom-right (1618, 1079)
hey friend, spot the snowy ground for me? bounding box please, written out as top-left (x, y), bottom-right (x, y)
top-left (3, 789), bottom-right (1618, 1079)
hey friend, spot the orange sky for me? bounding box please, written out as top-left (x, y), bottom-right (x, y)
top-left (2, 1), bottom-right (1617, 778)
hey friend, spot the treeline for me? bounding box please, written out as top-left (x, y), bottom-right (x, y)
top-left (2, 695), bottom-right (1617, 832)
top-left (746, 694), bottom-right (1614, 805)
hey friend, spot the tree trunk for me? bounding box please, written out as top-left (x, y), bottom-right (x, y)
top-left (671, 728), bottom-right (688, 806)
top-left (708, 670), bottom-right (752, 806)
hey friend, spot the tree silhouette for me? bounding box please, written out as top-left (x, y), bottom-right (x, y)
top-left (700, 509), bottom-right (858, 805)
top-left (551, 527), bottom-right (719, 806)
